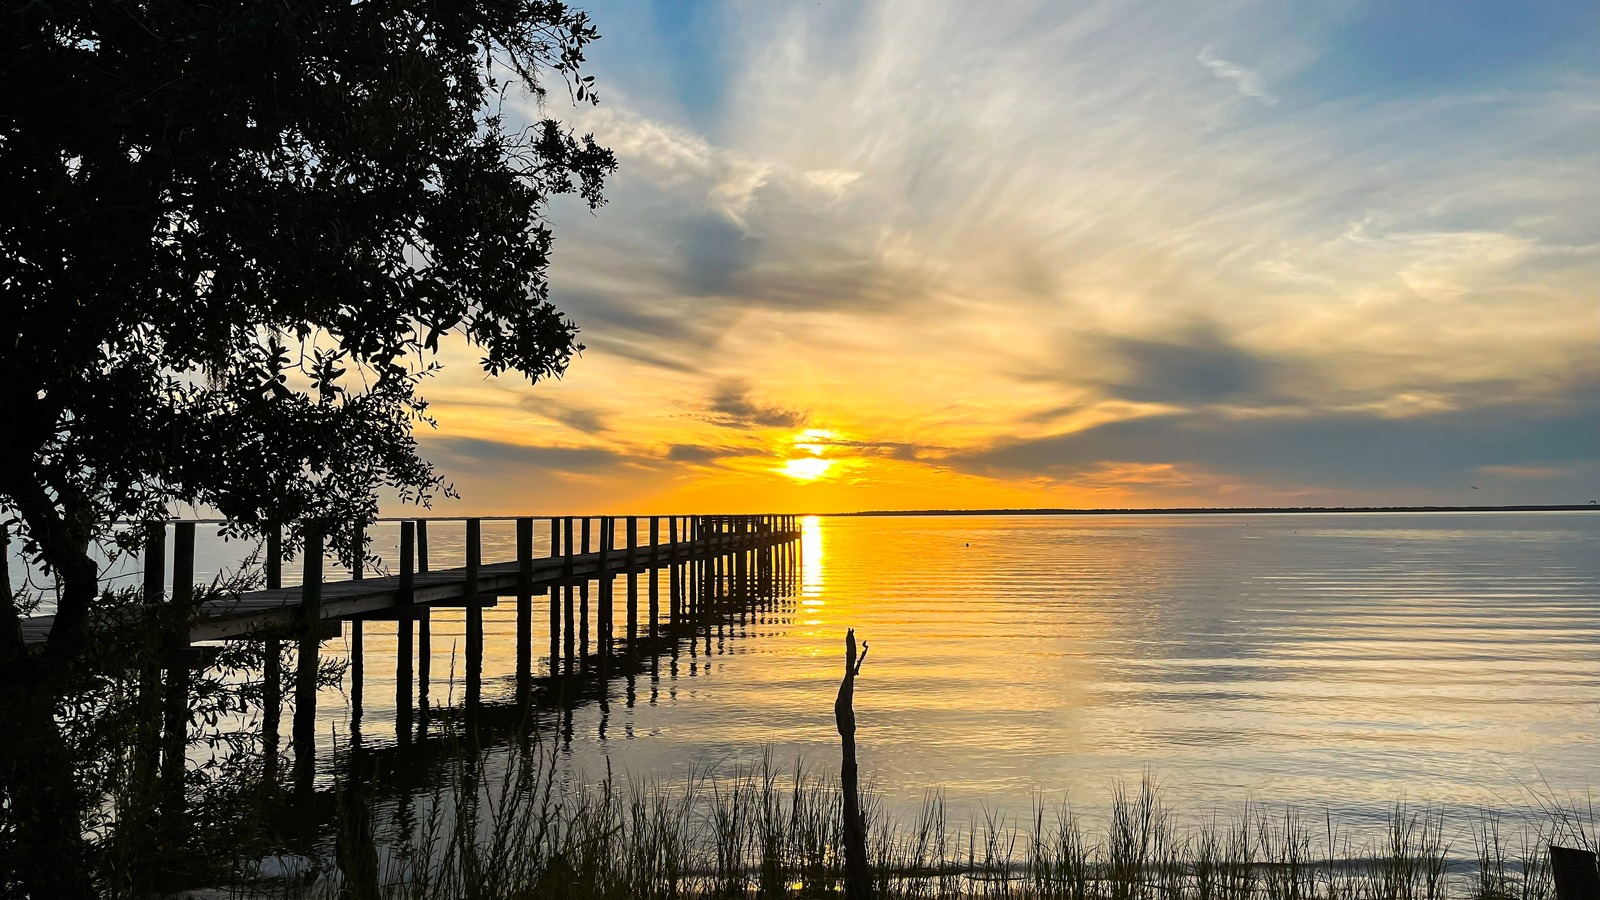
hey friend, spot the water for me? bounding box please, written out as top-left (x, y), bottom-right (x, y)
top-left (16, 512), bottom-right (1600, 823)
top-left (305, 512), bottom-right (1600, 825)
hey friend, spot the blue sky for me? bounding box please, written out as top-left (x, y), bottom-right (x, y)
top-left (416, 0), bottom-right (1599, 512)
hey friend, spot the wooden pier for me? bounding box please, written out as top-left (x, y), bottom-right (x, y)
top-left (16, 513), bottom-right (803, 801)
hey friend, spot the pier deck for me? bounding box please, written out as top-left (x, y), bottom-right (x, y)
top-left (18, 522), bottom-right (796, 647)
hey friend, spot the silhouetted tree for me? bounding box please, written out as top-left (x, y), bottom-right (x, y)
top-left (0, 2), bottom-right (615, 895)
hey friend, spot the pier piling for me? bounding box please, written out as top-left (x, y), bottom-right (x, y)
top-left (548, 518), bottom-right (561, 676)
top-left (465, 518), bottom-right (482, 712)
top-left (291, 524), bottom-right (323, 794)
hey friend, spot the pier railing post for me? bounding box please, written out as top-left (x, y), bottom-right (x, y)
top-left (136, 522), bottom-right (165, 775)
top-left (160, 521), bottom-right (195, 834)
top-left (597, 516), bottom-right (612, 662)
top-left (736, 516), bottom-right (748, 599)
top-left (563, 517), bottom-right (576, 669)
top-left (346, 522), bottom-right (363, 732)
top-left (715, 518), bottom-right (726, 605)
top-left (134, 522), bottom-right (165, 835)
top-left (292, 523), bottom-right (324, 795)
top-left (626, 516), bottom-right (638, 651)
top-left (687, 515), bottom-right (695, 615)
top-left (516, 517), bottom-right (532, 696)
top-left (416, 520), bottom-right (431, 719)
top-left (262, 524), bottom-right (283, 784)
top-left (549, 517), bottom-right (561, 675)
top-left (649, 517), bottom-right (660, 639)
top-left (465, 518), bottom-right (482, 711)
top-left (580, 517), bottom-right (592, 665)
top-left (397, 521), bottom-right (415, 732)
top-left (668, 516), bottom-right (680, 627)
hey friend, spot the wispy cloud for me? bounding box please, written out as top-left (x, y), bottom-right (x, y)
top-left (1197, 46), bottom-right (1277, 105)
top-left (704, 380), bottom-right (806, 429)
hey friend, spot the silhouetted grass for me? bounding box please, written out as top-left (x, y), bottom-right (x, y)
top-left (223, 732), bottom-right (1589, 900)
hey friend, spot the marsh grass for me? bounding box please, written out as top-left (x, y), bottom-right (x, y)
top-left (233, 728), bottom-right (1588, 900)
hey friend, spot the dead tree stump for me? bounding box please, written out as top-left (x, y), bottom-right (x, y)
top-left (835, 628), bottom-right (871, 899)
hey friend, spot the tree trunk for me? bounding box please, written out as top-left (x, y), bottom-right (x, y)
top-left (0, 479), bottom-right (104, 899)
top-left (835, 628), bottom-right (871, 900)
top-left (0, 665), bottom-right (95, 899)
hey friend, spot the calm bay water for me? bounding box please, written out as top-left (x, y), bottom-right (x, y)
top-left (19, 512), bottom-right (1600, 823)
top-left (308, 512), bottom-right (1600, 824)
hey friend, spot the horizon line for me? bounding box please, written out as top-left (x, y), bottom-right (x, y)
top-left (818, 504), bottom-right (1600, 517)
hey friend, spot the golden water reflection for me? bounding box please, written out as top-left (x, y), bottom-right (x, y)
top-left (800, 514), bottom-right (824, 599)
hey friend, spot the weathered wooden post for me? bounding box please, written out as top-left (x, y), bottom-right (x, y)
top-left (348, 522), bottom-right (364, 722)
top-left (464, 518), bottom-right (482, 711)
top-left (292, 523), bottom-right (324, 795)
top-left (397, 521), bottom-right (415, 730)
top-left (262, 524), bottom-right (283, 782)
top-left (416, 519), bottom-right (431, 717)
top-left (159, 522), bottom-right (196, 832)
top-left (685, 515), bottom-right (694, 617)
top-left (736, 517), bottom-right (748, 599)
top-left (668, 516), bottom-right (680, 627)
top-left (763, 515), bottom-right (773, 598)
top-left (515, 517), bottom-right (533, 694)
top-left (549, 517), bottom-right (561, 675)
top-left (626, 516), bottom-right (638, 650)
top-left (709, 516), bottom-right (718, 608)
top-left (579, 517), bottom-right (592, 664)
top-left (597, 516), bottom-right (612, 662)
top-left (563, 517), bottom-right (576, 668)
top-left (715, 521), bottom-right (727, 605)
top-left (648, 517), bottom-right (661, 639)
top-left (697, 515), bottom-right (707, 613)
top-left (134, 523), bottom-right (166, 825)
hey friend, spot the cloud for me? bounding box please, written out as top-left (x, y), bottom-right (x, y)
top-left (1103, 322), bottom-right (1277, 405)
top-left (1197, 46), bottom-right (1277, 105)
top-left (516, 395), bottom-right (611, 435)
top-left (704, 381), bottom-right (806, 429)
top-left (955, 381), bottom-right (1600, 495)
top-left (427, 436), bottom-right (626, 474)
top-left (676, 213), bottom-right (758, 296)
top-left (792, 435), bottom-right (932, 462)
top-left (1474, 464), bottom-right (1568, 480)
top-left (665, 443), bottom-right (750, 465)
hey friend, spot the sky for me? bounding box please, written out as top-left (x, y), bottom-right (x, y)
top-left (411, 0), bottom-right (1599, 515)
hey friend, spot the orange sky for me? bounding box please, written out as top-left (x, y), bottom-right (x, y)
top-left (392, 1), bottom-right (1598, 515)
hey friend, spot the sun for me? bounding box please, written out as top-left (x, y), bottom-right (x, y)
top-left (793, 428), bottom-right (838, 456)
top-left (779, 456), bottom-right (836, 482)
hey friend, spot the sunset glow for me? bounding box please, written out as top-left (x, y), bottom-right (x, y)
top-left (779, 457), bottom-right (836, 482)
top-left (404, 1), bottom-right (1597, 516)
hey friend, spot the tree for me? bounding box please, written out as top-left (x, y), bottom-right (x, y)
top-left (0, 2), bottom-right (615, 895)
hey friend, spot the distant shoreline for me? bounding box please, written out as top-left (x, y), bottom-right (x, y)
top-left (822, 504), bottom-right (1599, 517)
